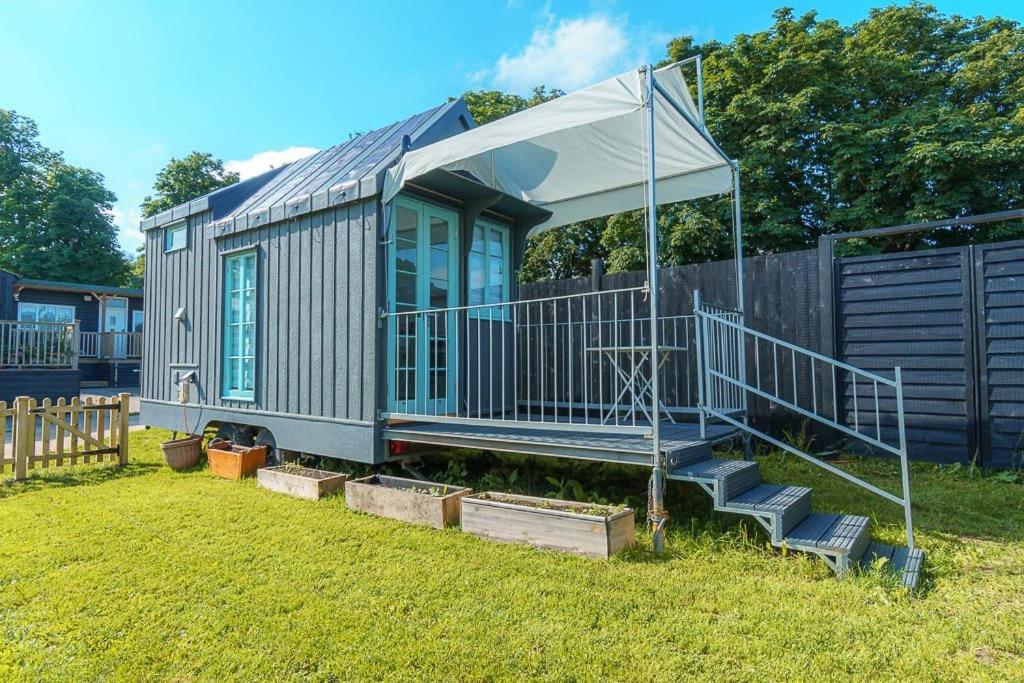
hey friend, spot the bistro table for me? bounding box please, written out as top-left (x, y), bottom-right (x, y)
top-left (586, 344), bottom-right (687, 425)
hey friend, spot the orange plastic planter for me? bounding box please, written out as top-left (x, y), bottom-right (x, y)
top-left (207, 441), bottom-right (267, 480)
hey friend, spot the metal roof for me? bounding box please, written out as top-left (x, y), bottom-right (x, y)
top-left (141, 99), bottom-right (474, 234)
top-left (14, 278), bottom-right (144, 298)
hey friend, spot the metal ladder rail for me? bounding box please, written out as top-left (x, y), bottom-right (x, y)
top-left (693, 292), bottom-right (915, 550)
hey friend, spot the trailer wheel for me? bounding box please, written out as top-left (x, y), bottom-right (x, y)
top-left (214, 422), bottom-right (255, 447)
top-left (254, 427), bottom-right (283, 465)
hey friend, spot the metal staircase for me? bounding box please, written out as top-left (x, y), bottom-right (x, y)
top-left (667, 448), bottom-right (924, 587)
top-left (679, 293), bottom-right (925, 589)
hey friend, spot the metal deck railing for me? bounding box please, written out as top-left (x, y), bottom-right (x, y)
top-left (381, 286), bottom-right (701, 438)
top-left (693, 292), bottom-right (915, 549)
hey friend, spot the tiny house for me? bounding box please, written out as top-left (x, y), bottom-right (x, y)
top-left (139, 64), bottom-right (921, 579)
top-left (139, 99), bottom-right (514, 460)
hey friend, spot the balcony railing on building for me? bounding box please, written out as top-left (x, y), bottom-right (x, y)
top-left (0, 321), bottom-right (142, 369)
top-left (79, 330), bottom-right (143, 360)
top-left (0, 320), bottom-right (80, 369)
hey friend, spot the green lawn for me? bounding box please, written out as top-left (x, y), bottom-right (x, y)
top-left (1, 428), bottom-right (1022, 681)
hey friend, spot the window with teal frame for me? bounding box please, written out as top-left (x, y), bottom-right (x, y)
top-left (222, 250), bottom-right (257, 400)
top-left (468, 220), bottom-right (510, 319)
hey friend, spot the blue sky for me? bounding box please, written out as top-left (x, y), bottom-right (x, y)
top-left (2, 0), bottom-right (1021, 255)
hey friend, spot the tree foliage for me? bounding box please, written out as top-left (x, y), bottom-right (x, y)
top-left (461, 86), bottom-right (564, 125)
top-left (140, 151), bottom-right (239, 218)
top-left (499, 4), bottom-right (1024, 281)
top-left (0, 109), bottom-right (131, 284)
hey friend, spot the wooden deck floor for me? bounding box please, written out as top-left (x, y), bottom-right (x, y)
top-left (383, 420), bottom-right (738, 466)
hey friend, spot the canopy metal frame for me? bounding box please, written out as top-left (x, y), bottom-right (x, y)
top-left (642, 59), bottom-right (746, 551)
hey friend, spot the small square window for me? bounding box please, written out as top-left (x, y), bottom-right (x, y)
top-left (164, 222), bottom-right (187, 252)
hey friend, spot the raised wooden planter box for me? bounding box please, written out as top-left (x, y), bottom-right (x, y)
top-left (207, 440), bottom-right (267, 480)
top-left (344, 475), bottom-right (472, 529)
top-left (461, 492), bottom-right (635, 559)
top-left (257, 466), bottom-right (350, 500)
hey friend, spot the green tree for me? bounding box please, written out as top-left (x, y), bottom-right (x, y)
top-left (0, 109), bottom-right (130, 284)
top-left (696, 4), bottom-right (1024, 255)
top-left (140, 151), bottom-right (239, 218)
top-left (519, 219), bottom-right (608, 282)
top-left (461, 86), bottom-right (564, 125)
top-left (0, 110), bottom-right (54, 268)
top-left (12, 162), bottom-right (131, 284)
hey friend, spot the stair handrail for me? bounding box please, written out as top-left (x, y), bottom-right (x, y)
top-left (693, 291), bottom-right (915, 550)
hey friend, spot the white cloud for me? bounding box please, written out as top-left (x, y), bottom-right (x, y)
top-left (481, 12), bottom-right (698, 95)
top-left (494, 14), bottom-right (628, 93)
top-left (226, 146), bottom-right (319, 181)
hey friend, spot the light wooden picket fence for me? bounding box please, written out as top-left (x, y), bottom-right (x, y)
top-left (1, 393), bottom-right (130, 480)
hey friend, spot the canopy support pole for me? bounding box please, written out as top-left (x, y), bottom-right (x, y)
top-left (645, 65), bottom-right (666, 554)
top-left (731, 162), bottom-right (752, 459)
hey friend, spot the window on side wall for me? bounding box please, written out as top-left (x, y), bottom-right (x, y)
top-left (221, 251), bottom-right (257, 401)
top-left (17, 302), bottom-right (76, 327)
top-left (468, 220), bottom-right (510, 319)
top-left (164, 221), bottom-right (186, 252)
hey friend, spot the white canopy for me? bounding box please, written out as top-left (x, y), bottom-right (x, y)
top-left (383, 65), bottom-right (734, 234)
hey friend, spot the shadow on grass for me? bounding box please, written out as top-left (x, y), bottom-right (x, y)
top-left (0, 461), bottom-right (162, 499)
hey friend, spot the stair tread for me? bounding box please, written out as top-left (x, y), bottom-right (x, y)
top-left (784, 513), bottom-right (870, 555)
top-left (670, 457), bottom-right (759, 481)
top-left (860, 542), bottom-right (925, 589)
top-left (725, 484), bottom-right (812, 513)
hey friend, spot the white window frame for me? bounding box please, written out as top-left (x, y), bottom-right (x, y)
top-left (468, 219), bottom-right (511, 320)
top-left (17, 302), bottom-right (76, 326)
top-left (164, 221), bottom-right (187, 253)
top-left (131, 310), bottom-right (145, 333)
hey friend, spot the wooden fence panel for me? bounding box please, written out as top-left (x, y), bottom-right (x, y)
top-left (2, 392), bottom-right (130, 480)
top-left (522, 238), bottom-right (1023, 467)
top-left (975, 240), bottom-right (1024, 468)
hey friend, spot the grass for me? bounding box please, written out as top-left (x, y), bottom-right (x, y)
top-left (1, 429), bottom-right (1022, 681)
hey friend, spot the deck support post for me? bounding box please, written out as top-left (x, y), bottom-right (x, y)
top-left (644, 64), bottom-right (667, 553)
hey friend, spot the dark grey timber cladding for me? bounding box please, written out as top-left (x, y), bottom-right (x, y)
top-left (0, 270), bottom-right (15, 319)
top-left (142, 199), bottom-right (378, 426)
top-left (0, 369), bottom-right (81, 403)
top-left (975, 240), bottom-right (1024, 468)
top-left (836, 248), bottom-right (974, 464)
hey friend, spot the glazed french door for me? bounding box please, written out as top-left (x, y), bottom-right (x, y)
top-left (387, 196), bottom-right (459, 414)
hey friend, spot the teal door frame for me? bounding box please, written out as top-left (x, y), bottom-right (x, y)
top-left (387, 195), bottom-right (460, 415)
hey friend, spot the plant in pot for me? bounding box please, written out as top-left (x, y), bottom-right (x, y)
top-left (206, 437), bottom-right (267, 480)
top-left (161, 379), bottom-right (203, 471)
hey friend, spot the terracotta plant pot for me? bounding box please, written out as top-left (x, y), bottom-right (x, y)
top-left (206, 439), bottom-right (267, 480)
top-left (160, 435), bottom-right (202, 471)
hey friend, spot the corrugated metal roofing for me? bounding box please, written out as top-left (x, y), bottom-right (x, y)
top-left (141, 99), bottom-right (473, 233)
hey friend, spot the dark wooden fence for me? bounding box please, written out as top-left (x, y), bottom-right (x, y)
top-left (521, 238), bottom-right (1024, 468)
